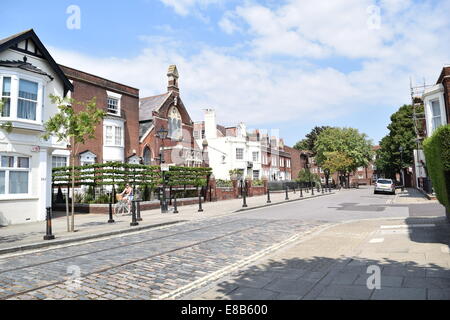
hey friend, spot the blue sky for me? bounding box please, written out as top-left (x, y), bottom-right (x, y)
top-left (2, 0), bottom-right (450, 146)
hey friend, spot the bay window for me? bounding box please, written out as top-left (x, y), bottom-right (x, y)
top-left (0, 155), bottom-right (30, 195)
top-left (431, 100), bottom-right (442, 132)
top-left (104, 125), bottom-right (123, 147)
top-left (0, 74), bottom-right (42, 123)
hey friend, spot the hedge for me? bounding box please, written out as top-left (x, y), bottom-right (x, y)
top-left (52, 162), bottom-right (211, 188)
top-left (423, 125), bottom-right (450, 212)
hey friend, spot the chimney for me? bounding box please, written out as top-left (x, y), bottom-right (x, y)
top-left (204, 109), bottom-right (217, 139)
top-left (167, 65), bottom-right (179, 93)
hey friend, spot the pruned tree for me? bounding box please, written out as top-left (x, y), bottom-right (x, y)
top-left (42, 94), bottom-right (106, 232)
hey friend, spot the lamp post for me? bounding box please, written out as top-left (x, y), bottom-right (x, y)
top-left (324, 168), bottom-right (330, 193)
top-left (399, 146), bottom-right (405, 192)
top-left (157, 126), bottom-right (169, 213)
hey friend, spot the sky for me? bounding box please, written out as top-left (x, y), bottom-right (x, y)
top-left (2, 0), bottom-right (450, 146)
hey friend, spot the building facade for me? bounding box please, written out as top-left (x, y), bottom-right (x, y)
top-left (139, 65), bottom-right (203, 167)
top-left (59, 65), bottom-right (140, 166)
top-left (0, 29), bottom-right (73, 225)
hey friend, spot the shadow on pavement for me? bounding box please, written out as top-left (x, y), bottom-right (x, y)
top-left (205, 255), bottom-right (450, 300)
top-left (406, 217), bottom-right (450, 248)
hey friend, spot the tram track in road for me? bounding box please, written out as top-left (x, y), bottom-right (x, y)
top-left (1, 219), bottom-right (283, 300)
top-left (0, 217), bottom-right (253, 274)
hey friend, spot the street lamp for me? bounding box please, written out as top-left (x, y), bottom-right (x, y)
top-left (157, 126), bottom-right (169, 213)
top-left (399, 146), bottom-right (405, 192)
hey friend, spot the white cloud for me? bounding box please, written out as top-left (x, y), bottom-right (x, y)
top-left (159, 0), bottom-right (223, 16)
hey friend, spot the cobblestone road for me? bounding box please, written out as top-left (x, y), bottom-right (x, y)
top-left (0, 215), bottom-right (327, 300)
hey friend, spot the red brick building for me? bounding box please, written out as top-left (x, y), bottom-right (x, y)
top-left (139, 65), bottom-right (203, 166)
top-left (58, 65), bottom-right (140, 166)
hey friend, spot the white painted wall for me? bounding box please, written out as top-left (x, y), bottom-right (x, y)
top-left (423, 84), bottom-right (447, 137)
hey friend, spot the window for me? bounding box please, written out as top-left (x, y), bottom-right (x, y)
top-left (253, 170), bottom-right (260, 180)
top-left (105, 125), bottom-right (122, 146)
top-left (236, 148), bottom-right (244, 160)
top-left (1, 77), bottom-right (11, 117)
top-left (0, 155), bottom-right (30, 195)
top-left (168, 106), bottom-right (182, 140)
top-left (17, 79), bottom-right (38, 120)
top-left (431, 100), bottom-right (442, 132)
top-left (143, 147), bottom-right (152, 165)
top-left (252, 151), bottom-right (259, 162)
top-left (107, 97), bottom-right (119, 115)
top-left (286, 159), bottom-right (291, 168)
top-left (52, 156), bottom-right (67, 168)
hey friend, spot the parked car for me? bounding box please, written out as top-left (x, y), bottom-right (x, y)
top-left (374, 178), bottom-right (396, 195)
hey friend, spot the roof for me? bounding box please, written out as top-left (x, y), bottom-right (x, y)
top-left (0, 60), bottom-right (54, 79)
top-left (139, 93), bottom-right (170, 121)
top-left (0, 29), bottom-right (73, 94)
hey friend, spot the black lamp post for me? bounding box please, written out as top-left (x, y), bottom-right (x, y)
top-left (399, 146), bottom-right (405, 192)
top-left (157, 126), bottom-right (169, 213)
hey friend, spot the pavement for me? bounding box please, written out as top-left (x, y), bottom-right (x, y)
top-left (0, 187), bottom-right (333, 254)
top-left (0, 186), bottom-right (448, 300)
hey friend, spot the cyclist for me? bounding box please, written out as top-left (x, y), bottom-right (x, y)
top-left (120, 183), bottom-right (134, 213)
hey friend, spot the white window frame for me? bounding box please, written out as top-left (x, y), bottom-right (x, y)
top-left (104, 125), bottom-right (123, 147)
top-left (0, 154), bottom-right (31, 197)
top-left (252, 151), bottom-right (259, 162)
top-left (430, 99), bottom-right (442, 132)
top-left (106, 91), bottom-right (122, 116)
top-left (236, 148), bottom-right (244, 160)
top-left (52, 156), bottom-right (68, 168)
top-left (0, 72), bottom-right (43, 124)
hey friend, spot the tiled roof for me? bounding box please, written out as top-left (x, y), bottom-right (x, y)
top-left (0, 60), bottom-right (54, 79)
top-left (139, 93), bottom-right (170, 121)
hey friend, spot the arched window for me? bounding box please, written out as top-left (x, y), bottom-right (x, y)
top-left (143, 147), bottom-right (152, 165)
top-left (168, 106), bottom-right (182, 140)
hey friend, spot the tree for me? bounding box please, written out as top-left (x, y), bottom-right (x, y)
top-left (375, 104), bottom-right (421, 179)
top-left (315, 127), bottom-right (374, 187)
top-left (296, 168), bottom-right (320, 184)
top-left (294, 126), bottom-right (331, 154)
top-left (42, 94), bottom-right (106, 232)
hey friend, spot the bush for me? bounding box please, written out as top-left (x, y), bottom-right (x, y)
top-left (252, 179), bottom-right (264, 186)
top-left (423, 125), bottom-right (450, 213)
top-left (216, 179), bottom-right (233, 188)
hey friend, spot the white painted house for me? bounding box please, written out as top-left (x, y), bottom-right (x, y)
top-left (0, 30), bottom-right (73, 225)
top-left (194, 109), bottom-right (262, 180)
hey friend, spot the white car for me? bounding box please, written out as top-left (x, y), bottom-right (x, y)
top-left (374, 179), bottom-right (396, 195)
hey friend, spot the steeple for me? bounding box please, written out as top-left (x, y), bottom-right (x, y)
top-left (167, 65), bottom-right (179, 93)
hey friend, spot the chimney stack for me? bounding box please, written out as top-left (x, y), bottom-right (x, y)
top-left (204, 109), bottom-right (217, 139)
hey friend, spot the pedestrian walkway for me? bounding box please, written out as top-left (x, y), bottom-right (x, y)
top-left (0, 188), bottom-right (335, 254)
top-left (392, 188), bottom-right (439, 204)
top-left (186, 215), bottom-right (450, 300)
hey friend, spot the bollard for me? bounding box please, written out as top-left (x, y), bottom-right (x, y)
top-left (322, 186), bottom-right (324, 194)
top-left (198, 188), bottom-right (204, 212)
top-left (136, 200), bottom-right (142, 221)
top-left (130, 201), bottom-right (139, 226)
top-left (43, 207), bottom-right (55, 240)
top-left (293, 186), bottom-right (296, 194)
top-left (311, 184), bottom-right (315, 195)
top-left (173, 195), bottom-right (179, 214)
top-left (267, 188), bottom-right (272, 204)
top-left (285, 186), bottom-right (289, 200)
top-left (242, 181), bottom-right (248, 208)
top-left (300, 187), bottom-right (303, 198)
top-left (108, 201), bottom-right (115, 223)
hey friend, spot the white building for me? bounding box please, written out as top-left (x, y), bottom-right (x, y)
top-left (0, 30), bottom-right (73, 225)
top-left (423, 84), bottom-right (447, 136)
top-left (195, 109), bottom-right (262, 180)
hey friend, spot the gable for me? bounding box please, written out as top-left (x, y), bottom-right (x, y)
top-left (0, 29), bottom-right (73, 95)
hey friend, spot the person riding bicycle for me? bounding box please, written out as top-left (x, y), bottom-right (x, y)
top-left (120, 184), bottom-right (134, 212)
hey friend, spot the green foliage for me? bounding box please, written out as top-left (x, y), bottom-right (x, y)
top-left (315, 127), bottom-right (374, 173)
top-left (252, 179), bottom-right (264, 186)
top-left (376, 104), bottom-right (422, 177)
top-left (322, 151), bottom-right (354, 174)
top-left (229, 168), bottom-right (243, 179)
top-left (296, 168), bottom-right (321, 183)
top-left (294, 126), bottom-right (331, 154)
top-left (52, 162), bottom-right (211, 188)
top-left (423, 125), bottom-right (450, 211)
top-left (216, 179), bottom-right (233, 187)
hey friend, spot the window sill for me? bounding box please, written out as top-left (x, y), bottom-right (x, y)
top-left (0, 195), bottom-right (39, 201)
top-left (0, 120), bottom-right (43, 131)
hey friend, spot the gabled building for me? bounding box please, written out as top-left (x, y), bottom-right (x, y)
top-left (139, 65), bottom-right (203, 167)
top-left (0, 29), bottom-right (72, 225)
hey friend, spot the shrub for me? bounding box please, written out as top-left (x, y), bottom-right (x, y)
top-left (216, 179), bottom-right (233, 187)
top-left (252, 179), bottom-right (264, 186)
top-left (423, 125), bottom-right (450, 213)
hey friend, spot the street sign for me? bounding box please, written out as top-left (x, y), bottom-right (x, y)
top-left (161, 164), bottom-right (170, 171)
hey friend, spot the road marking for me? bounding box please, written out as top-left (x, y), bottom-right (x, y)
top-left (380, 224), bottom-right (435, 229)
top-left (369, 238), bottom-right (384, 243)
top-left (380, 229), bottom-right (409, 235)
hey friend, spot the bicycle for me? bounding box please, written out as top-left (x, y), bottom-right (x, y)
top-left (114, 194), bottom-right (131, 216)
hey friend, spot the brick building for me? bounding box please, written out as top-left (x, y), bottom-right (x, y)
top-left (139, 65), bottom-right (203, 166)
top-left (260, 134), bottom-right (292, 181)
top-left (284, 146), bottom-right (304, 180)
top-left (58, 65), bottom-right (140, 166)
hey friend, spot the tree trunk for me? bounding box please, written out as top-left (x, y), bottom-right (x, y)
top-left (66, 184), bottom-right (70, 232)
